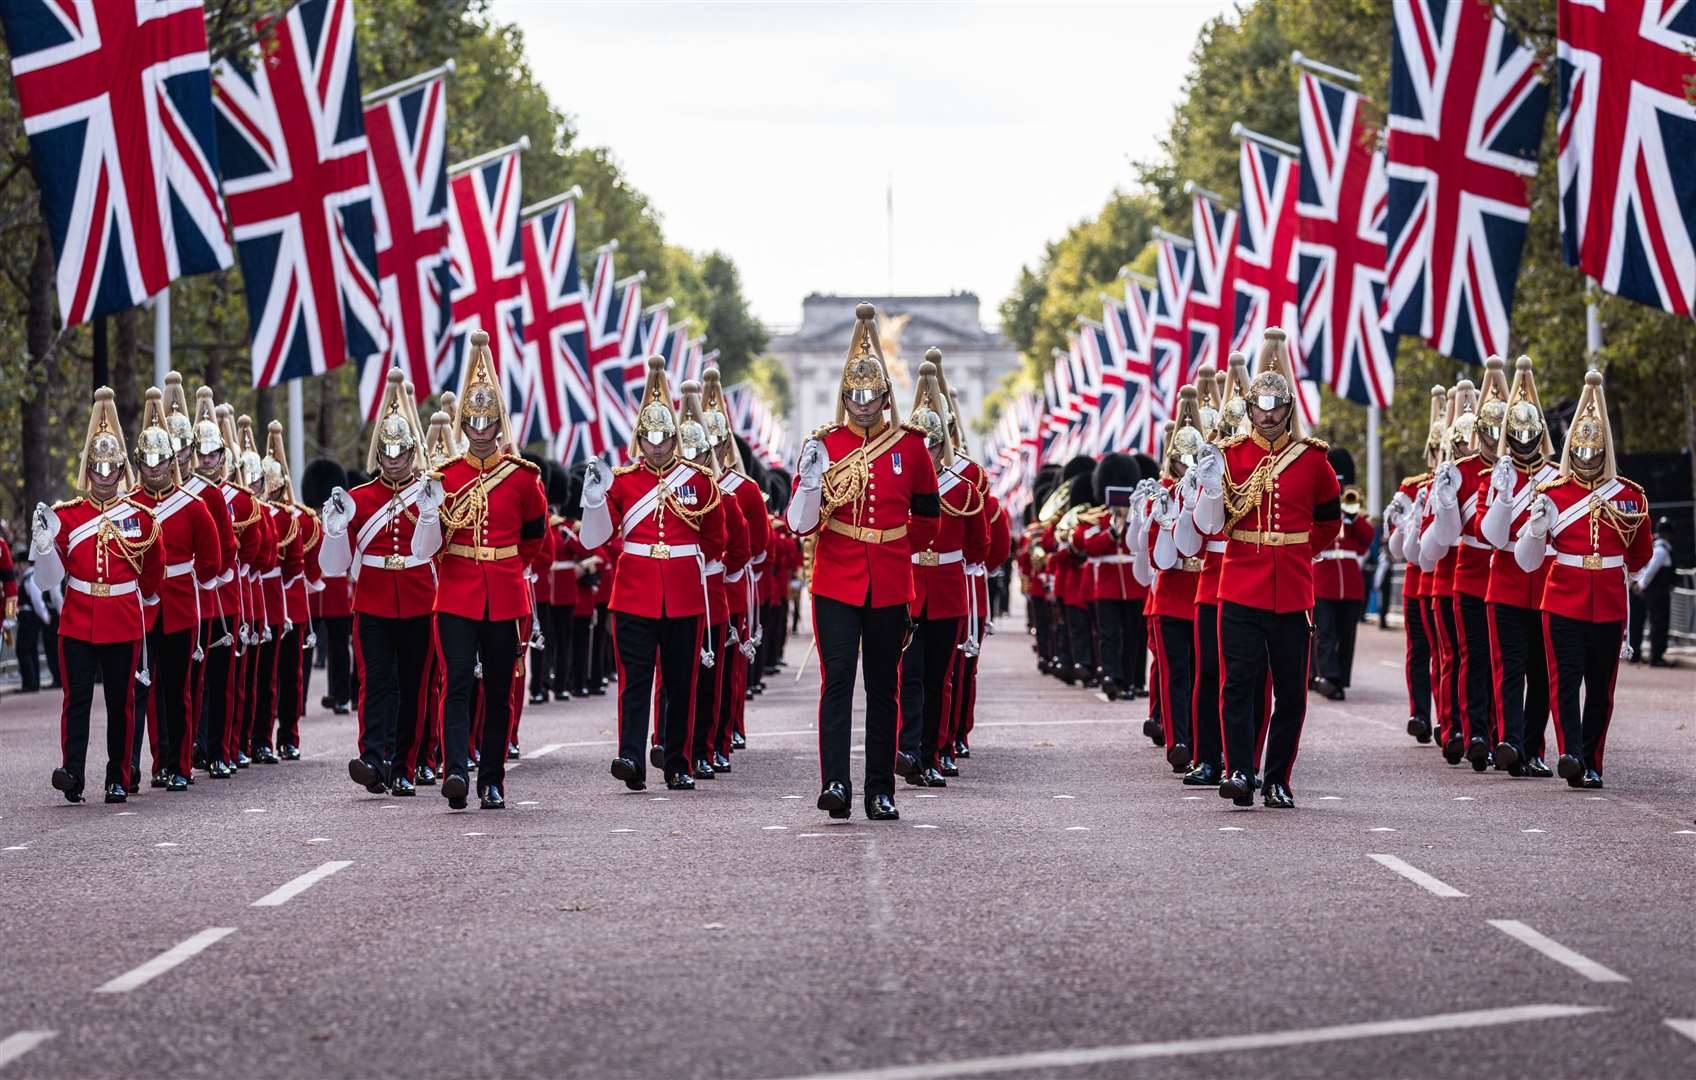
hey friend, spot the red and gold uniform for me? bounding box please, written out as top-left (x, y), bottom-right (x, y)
top-left (1311, 481), bottom-right (1374, 696)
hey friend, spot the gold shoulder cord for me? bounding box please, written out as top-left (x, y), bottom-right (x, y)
top-left (99, 508), bottom-right (159, 576)
top-left (1590, 493), bottom-right (1646, 551)
top-left (820, 446), bottom-right (871, 522)
top-left (941, 474), bottom-right (985, 518)
top-left (232, 497), bottom-right (263, 534)
top-left (1221, 456), bottom-right (1277, 531)
top-left (438, 472), bottom-right (489, 534)
top-left (663, 470), bottom-right (722, 529)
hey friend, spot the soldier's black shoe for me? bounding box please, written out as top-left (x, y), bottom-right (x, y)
top-left (664, 772), bottom-right (695, 791)
top-left (1580, 768), bottom-right (1603, 789)
top-left (348, 758), bottom-right (387, 795)
top-left (919, 767), bottom-right (947, 788)
top-left (610, 757), bottom-right (645, 791)
top-left (416, 764), bottom-right (438, 786)
top-left (1166, 743), bottom-right (1191, 770)
top-left (894, 751), bottom-right (921, 782)
top-left (507, 742), bottom-right (521, 762)
top-left (1218, 770), bottom-right (1255, 807)
top-left (1263, 782), bottom-right (1296, 809)
top-left (441, 773), bottom-right (469, 810)
top-left (865, 793), bottom-right (899, 821)
top-left (278, 744), bottom-right (300, 761)
top-left (1312, 677), bottom-right (1340, 699)
top-left (1182, 762), bottom-right (1220, 786)
top-left (51, 768), bottom-right (84, 803)
top-left (256, 745), bottom-right (280, 765)
top-left (235, 751), bottom-right (251, 769)
top-left (1466, 737), bottom-right (1490, 766)
top-left (954, 742), bottom-right (970, 759)
top-left (1407, 717), bottom-right (1433, 742)
top-left (166, 774), bottom-right (189, 792)
top-left (1141, 718), bottom-right (1160, 741)
top-left (1556, 754), bottom-right (1583, 781)
top-left (730, 732), bottom-right (746, 751)
top-left (529, 691), bottom-right (547, 706)
top-left (554, 690), bottom-right (571, 702)
top-left (817, 781), bottom-right (850, 819)
top-left (648, 745), bottom-right (665, 770)
top-left (480, 784), bottom-right (506, 809)
top-left (938, 755), bottom-right (959, 777)
top-left (103, 783), bottom-right (127, 804)
top-left (693, 758), bottom-right (716, 780)
top-left (1441, 734), bottom-right (1466, 765)
top-left (320, 694), bottom-right (336, 710)
top-left (193, 748), bottom-right (209, 771)
top-left (332, 703), bottom-right (351, 715)
top-left (150, 769), bottom-right (168, 789)
top-left (208, 760), bottom-right (232, 779)
top-left (1523, 756), bottom-right (1554, 778)
top-left (1056, 665), bottom-right (1075, 686)
top-left (1471, 752), bottom-right (1492, 773)
top-left (390, 776), bottom-right (416, 797)
top-left (1101, 676), bottom-right (1121, 701)
top-left (1494, 742), bottom-right (1521, 770)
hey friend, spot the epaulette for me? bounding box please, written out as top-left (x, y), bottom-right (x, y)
top-left (51, 497), bottom-right (79, 510)
top-left (1616, 476), bottom-right (1645, 494)
top-left (1301, 436), bottom-right (1329, 451)
top-left (811, 422), bottom-right (838, 440)
top-left (900, 422), bottom-right (929, 437)
top-left (1218, 434), bottom-right (1250, 450)
top-left (612, 461), bottom-right (642, 476)
top-left (1455, 452), bottom-right (1480, 466)
top-left (507, 454), bottom-right (540, 473)
top-left (1535, 476), bottom-right (1568, 493)
top-left (1400, 473), bottom-right (1430, 488)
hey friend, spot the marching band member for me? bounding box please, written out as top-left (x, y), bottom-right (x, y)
top-left (1079, 453), bottom-right (1145, 703)
top-left (1512, 372), bottom-right (1651, 788)
top-left (787, 303), bottom-right (939, 821)
top-left (579, 356), bottom-right (727, 793)
top-left (128, 389), bottom-right (220, 792)
top-left (32, 388), bottom-right (165, 804)
top-left (1479, 356), bottom-right (1558, 777)
top-left (1192, 329), bottom-right (1341, 809)
top-left (1310, 449), bottom-right (1374, 701)
top-left (419, 333), bottom-right (548, 810)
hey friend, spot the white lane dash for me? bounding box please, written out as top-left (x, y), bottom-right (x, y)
top-left (1182, 796), bottom-right (1203, 801)
top-left (517, 800), bottom-right (539, 806)
top-left (916, 794), bottom-right (941, 799)
top-left (96, 927), bottom-right (235, 993)
top-left (242, 808), bottom-right (266, 813)
top-left (525, 743), bottom-right (565, 759)
top-left (755, 1004), bottom-right (1606, 1080)
top-left (251, 861), bottom-right (353, 908)
top-left (610, 828), bottom-right (636, 834)
top-left (762, 826), bottom-right (787, 831)
top-left (2, 845), bottom-right (29, 852)
top-left (1676, 830), bottom-right (1696, 836)
top-left (1367, 854), bottom-right (1467, 897)
top-left (0, 1030), bottom-right (56, 1070)
top-left (1065, 826), bottom-right (1090, 832)
top-left (114, 811), bottom-right (136, 816)
top-left (1369, 827), bottom-right (1396, 832)
top-left (1487, 920), bottom-right (1629, 983)
top-left (780, 795), bottom-right (803, 800)
top-left (912, 824), bottom-right (940, 830)
top-left (650, 797), bottom-right (669, 802)
top-left (1585, 796), bottom-right (1607, 801)
top-left (1665, 1019), bottom-right (1696, 1045)
top-left (306, 838), bottom-right (331, 844)
top-left (1452, 796), bottom-right (1475, 802)
top-left (461, 832), bottom-right (486, 838)
top-left (1219, 826), bottom-right (1245, 832)
top-left (1522, 828), bottom-right (1546, 834)
top-left (154, 842), bottom-right (179, 849)
top-left (1052, 795), bottom-right (1075, 800)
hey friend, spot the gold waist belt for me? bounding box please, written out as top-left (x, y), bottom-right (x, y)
top-left (1228, 529), bottom-right (1310, 547)
top-left (445, 542), bottom-right (519, 562)
top-left (825, 519), bottom-right (908, 544)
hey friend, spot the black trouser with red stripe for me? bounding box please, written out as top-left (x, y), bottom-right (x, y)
top-left (1456, 593), bottom-right (1494, 744)
top-left (1489, 601), bottom-right (1548, 759)
top-left (1219, 602), bottom-right (1311, 788)
top-left (898, 613), bottom-right (964, 768)
top-left (274, 623), bottom-right (303, 750)
top-left (61, 637), bottom-right (142, 789)
top-left (1154, 615), bottom-right (1194, 756)
top-left (439, 613), bottom-right (522, 792)
top-left (247, 631), bottom-right (278, 754)
top-left (1431, 596), bottom-right (1463, 742)
top-left (197, 620), bottom-right (235, 767)
top-left (355, 613), bottom-right (436, 779)
top-left (1191, 604), bottom-right (1222, 768)
top-left (1312, 598), bottom-right (1362, 688)
top-left (134, 624), bottom-right (194, 780)
top-left (531, 603), bottom-right (573, 697)
top-left (1093, 598), bottom-right (1146, 689)
top-left (614, 610), bottom-right (701, 780)
top-left (1403, 592), bottom-right (1432, 726)
top-left (1064, 603), bottom-right (1095, 677)
top-left (691, 622), bottom-right (726, 763)
top-left (1543, 612), bottom-right (1623, 775)
top-left (814, 595), bottom-right (907, 802)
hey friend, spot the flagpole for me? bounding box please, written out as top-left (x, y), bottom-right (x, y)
top-left (1230, 122), bottom-right (1300, 158)
top-left (287, 380), bottom-right (304, 487)
top-left (1182, 180), bottom-right (1229, 204)
top-left (615, 271), bottom-right (647, 288)
top-left (449, 136), bottom-right (532, 177)
top-left (361, 59), bottom-right (456, 107)
top-left (1289, 51), bottom-right (1362, 84)
top-left (153, 285), bottom-right (170, 386)
top-left (1367, 404), bottom-right (1381, 520)
top-left (519, 185), bottom-right (584, 220)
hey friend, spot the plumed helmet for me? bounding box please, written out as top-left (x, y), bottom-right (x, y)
top-left (78, 387), bottom-right (131, 490)
top-left (1093, 452), bottom-right (1141, 505)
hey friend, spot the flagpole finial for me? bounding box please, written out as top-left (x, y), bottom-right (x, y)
top-left (443, 58), bottom-right (456, 74)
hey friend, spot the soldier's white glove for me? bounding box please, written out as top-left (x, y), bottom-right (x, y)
top-left (1489, 456), bottom-right (1516, 499)
top-left (1523, 493), bottom-right (1556, 539)
top-left (1192, 443), bottom-right (1225, 496)
top-left (582, 459), bottom-right (610, 510)
top-left (417, 475), bottom-right (445, 514)
top-left (321, 488), bottom-right (354, 537)
top-left (1387, 491), bottom-right (1412, 525)
top-left (1432, 462), bottom-right (1461, 511)
top-left (797, 438), bottom-right (826, 492)
top-left (31, 502), bottom-right (58, 551)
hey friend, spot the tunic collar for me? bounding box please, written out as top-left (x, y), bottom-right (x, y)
top-left (1250, 430), bottom-right (1291, 452)
top-left (846, 417), bottom-right (887, 439)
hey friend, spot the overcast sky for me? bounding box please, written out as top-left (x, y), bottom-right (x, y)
top-left (491, 1), bottom-right (1235, 329)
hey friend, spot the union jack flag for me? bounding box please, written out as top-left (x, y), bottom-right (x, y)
top-left (214, 0), bottom-right (385, 386)
top-left (1557, 0), bottom-right (1696, 318)
top-left (0, 0), bottom-right (233, 327)
top-left (1096, 299), bottom-right (1135, 456)
top-left (1069, 326), bottom-right (1104, 454)
top-left (1107, 275), bottom-right (1160, 454)
top-left (1234, 136), bottom-right (1320, 427)
top-left (1383, 0), bottom-right (1549, 362)
top-left (1185, 193), bottom-right (1239, 376)
top-left (517, 196), bottom-right (593, 461)
top-left (588, 257), bottom-right (640, 461)
top-left (1152, 230), bottom-right (1193, 430)
top-left (446, 145), bottom-right (525, 405)
top-left (1296, 71), bottom-right (1397, 406)
top-left (633, 302), bottom-right (671, 405)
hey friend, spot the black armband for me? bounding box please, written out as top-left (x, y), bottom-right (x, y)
top-left (910, 492), bottom-right (940, 518)
top-left (520, 516), bottom-right (545, 540)
top-left (1312, 497), bottom-right (1341, 523)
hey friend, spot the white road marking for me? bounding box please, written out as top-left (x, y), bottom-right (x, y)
top-left (1182, 795), bottom-right (1203, 800)
top-left (1318, 796), bottom-right (1342, 801)
top-left (1585, 796), bottom-right (1607, 801)
top-left (650, 797), bottom-right (668, 802)
top-left (1065, 827), bottom-right (1090, 832)
top-left (781, 795), bottom-right (803, 800)
top-left (2, 845), bottom-right (29, 852)
top-left (916, 794), bottom-right (941, 799)
top-left (525, 743), bottom-right (565, 759)
top-left (759, 1004), bottom-right (1606, 1080)
top-left (1665, 1019), bottom-right (1696, 1045)
top-left (1367, 854), bottom-right (1467, 898)
top-left (95, 927), bottom-right (235, 993)
top-left (242, 808), bottom-right (266, 813)
top-left (114, 811), bottom-right (136, 816)
top-left (1676, 830), bottom-right (1696, 835)
top-left (1219, 827), bottom-right (1244, 832)
top-left (798, 833), bottom-right (829, 838)
top-left (462, 832), bottom-right (486, 838)
top-left (154, 842), bottom-right (178, 848)
top-left (306, 838), bottom-right (331, 844)
top-left (251, 861), bottom-right (353, 907)
top-left (762, 826), bottom-right (787, 831)
top-left (1452, 796), bottom-right (1474, 802)
top-left (912, 825), bottom-right (939, 830)
top-left (1522, 829), bottom-right (1545, 834)
top-left (0, 1031), bottom-right (55, 1070)
top-left (1487, 920), bottom-right (1629, 983)
top-left (1052, 795), bottom-right (1075, 800)
top-left (517, 800), bottom-right (539, 806)
top-left (610, 829), bottom-right (636, 834)
top-left (1369, 827), bottom-right (1396, 832)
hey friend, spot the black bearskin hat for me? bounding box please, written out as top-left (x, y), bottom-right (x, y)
top-left (1092, 452), bottom-right (1140, 505)
top-left (1062, 455), bottom-right (1095, 482)
top-left (1067, 473), bottom-right (1095, 508)
top-left (300, 458), bottom-right (347, 508)
top-left (1327, 446), bottom-right (1357, 486)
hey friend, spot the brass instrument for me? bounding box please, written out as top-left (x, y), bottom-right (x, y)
top-left (1036, 481), bottom-right (1071, 526)
top-left (1054, 505), bottom-right (1082, 546)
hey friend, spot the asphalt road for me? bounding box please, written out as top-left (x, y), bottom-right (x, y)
top-left (1, 605), bottom-right (1693, 1079)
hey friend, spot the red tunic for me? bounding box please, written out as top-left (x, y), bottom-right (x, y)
top-left (245, 504), bottom-right (278, 629)
top-left (128, 483), bottom-right (221, 635)
top-left (45, 496), bottom-right (166, 644)
top-left (337, 477), bottom-right (439, 620)
top-left (720, 471), bottom-right (767, 619)
top-left (979, 495), bottom-right (1011, 614)
top-left (1534, 475), bottom-right (1653, 623)
top-left (909, 457), bottom-right (989, 620)
top-left (1391, 475), bottom-right (1427, 599)
top-left (601, 458), bottom-right (727, 619)
top-left (1449, 455), bottom-right (1494, 599)
top-left (1207, 433), bottom-right (1342, 614)
top-left (1484, 461), bottom-right (1559, 609)
top-left (708, 490), bottom-right (750, 625)
top-left (1313, 515), bottom-right (1374, 602)
top-left (1079, 513), bottom-right (1144, 602)
top-left (796, 422), bottom-right (939, 609)
top-left (433, 453), bottom-right (549, 621)
top-left (1148, 479), bottom-right (1200, 618)
top-left (218, 483), bottom-right (266, 620)
top-left (284, 507), bottom-right (321, 625)
top-left (261, 502), bottom-right (294, 627)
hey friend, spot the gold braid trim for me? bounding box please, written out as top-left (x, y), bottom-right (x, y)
top-left (96, 503), bottom-right (159, 577)
top-left (1590, 494), bottom-right (1646, 550)
top-left (819, 424), bottom-right (905, 523)
top-left (662, 466), bottom-right (722, 529)
top-left (231, 496), bottom-right (263, 534)
top-left (940, 475), bottom-right (985, 518)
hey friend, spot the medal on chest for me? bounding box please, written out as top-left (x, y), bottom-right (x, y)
top-left (892, 452), bottom-right (903, 476)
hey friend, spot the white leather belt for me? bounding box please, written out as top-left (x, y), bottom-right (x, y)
top-left (1460, 536), bottom-right (1492, 550)
top-left (965, 562), bottom-right (987, 577)
top-left (1089, 554), bottom-right (1135, 565)
top-left (911, 549), bottom-right (964, 566)
top-left (550, 561), bottom-right (574, 572)
top-left (704, 559), bottom-right (726, 575)
top-left (285, 573), bottom-right (305, 588)
top-left (165, 560), bottom-right (196, 578)
top-left (624, 542), bottom-right (701, 559)
top-left (1316, 549), bottom-right (1365, 562)
top-left (360, 553), bottom-right (430, 570)
top-left (68, 576), bottom-right (137, 597)
top-left (260, 568), bottom-right (281, 580)
top-left (1205, 540), bottom-right (1227, 554)
top-left (1555, 552), bottom-right (1623, 570)
top-left (725, 568), bottom-right (746, 583)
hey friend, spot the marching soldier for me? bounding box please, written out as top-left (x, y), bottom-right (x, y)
top-left (1512, 371), bottom-right (1651, 788)
top-left (787, 302), bottom-right (940, 821)
top-left (1311, 450), bottom-right (1374, 701)
top-left (128, 389), bottom-right (220, 792)
top-left (1416, 383), bottom-right (1475, 765)
top-left (579, 356), bottom-right (727, 792)
top-left (261, 421), bottom-right (321, 761)
top-left (1078, 453), bottom-right (1145, 702)
top-left (1384, 386), bottom-right (1447, 745)
top-left (302, 458), bottom-right (354, 715)
top-left (32, 388), bottom-right (165, 804)
top-left (533, 465), bottom-right (579, 705)
top-left (1479, 356), bottom-right (1558, 776)
top-left (194, 393), bottom-right (259, 779)
top-left (421, 333), bottom-right (548, 810)
top-left (1192, 329), bottom-right (1341, 809)
top-left (1148, 386), bottom-right (1208, 772)
top-left (236, 416), bottom-right (285, 767)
